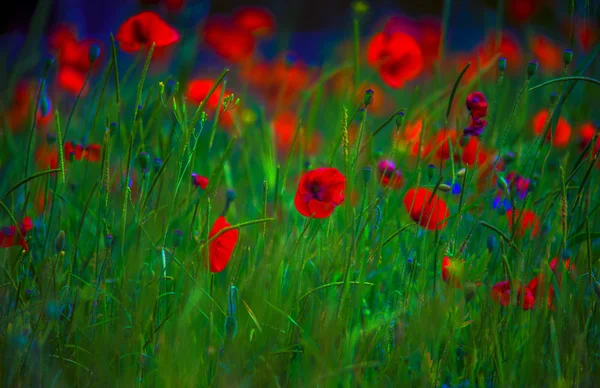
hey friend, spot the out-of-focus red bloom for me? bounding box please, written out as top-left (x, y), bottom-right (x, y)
top-left (506, 0), bottom-right (543, 23)
top-left (461, 137), bottom-right (488, 167)
top-left (0, 217), bottom-right (33, 252)
top-left (49, 24), bottom-right (77, 51)
top-left (442, 256), bottom-right (463, 288)
top-left (5, 81), bottom-right (31, 132)
top-left (403, 188), bottom-right (450, 230)
top-left (491, 280), bottom-right (512, 306)
top-left (202, 15), bottom-right (255, 63)
top-left (367, 31), bottom-right (423, 88)
top-left (466, 92), bottom-right (488, 119)
top-left (191, 173), bottom-right (209, 189)
top-left (233, 7), bottom-right (276, 38)
top-left (116, 12), bottom-right (179, 53)
top-left (518, 286), bottom-right (536, 310)
top-left (165, 0), bottom-right (185, 12)
top-left (356, 83), bottom-right (389, 116)
top-left (64, 141), bottom-right (102, 162)
top-left (394, 118), bottom-right (431, 158)
top-left (434, 129), bottom-right (457, 160)
top-left (532, 109), bottom-right (571, 148)
top-left (272, 111), bottom-right (320, 155)
top-left (186, 78), bottom-right (234, 129)
top-left (58, 68), bottom-right (88, 95)
top-left (35, 193), bottom-right (52, 215)
top-left (578, 122), bottom-right (599, 152)
top-left (35, 145), bottom-right (59, 170)
top-left (530, 34), bottom-right (563, 73)
top-left (208, 216), bottom-right (239, 273)
top-left (377, 160), bottom-right (403, 189)
top-left (576, 21), bottom-right (597, 53)
top-left (382, 15), bottom-right (441, 72)
top-left (471, 31), bottom-right (523, 73)
top-left (294, 168), bottom-right (345, 218)
top-left (506, 209), bottom-right (540, 237)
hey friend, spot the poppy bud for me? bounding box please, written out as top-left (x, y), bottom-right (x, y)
top-left (88, 44), bottom-right (101, 63)
top-left (110, 122), bottom-right (117, 130)
top-left (105, 234), bottom-right (113, 248)
top-left (304, 161), bottom-right (311, 171)
top-left (561, 248), bottom-right (572, 259)
top-left (427, 164), bottom-right (435, 180)
top-left (154, 158), bottom-right (163, 172)
top-left (456, 168), bottom-right (466, 178)
top-left (165, 79), bottom-right (176, 97)
top-left (363, 89), bottom-right (374, 107)
top-left (172, 229), bottom-right (183, 248)
top-left (374, 148), bottom-right (383, 160)
top-left (527, 60), bottom-right (538, 78)
top-left (55, 230), bottom-right (66, 253)
top-left (224, 315), bottom-right (238, 340)
top-left (563, 49), bottom-right (573, 66)
top-left (226, 189), bottom-right (236, 202)
top-left (486, 235), bottom-right (496, 252)
top-left (138, 152), bottom-right (150, 172)
top-left (498, 57), bottom-right (507, 72)
top-left (363, 167), bottom-right (372, 184)
top-left (549, 91), bottom-right (558, 105)
top-left (46, 56), bottom-right (55, 68)
top-left (395, 112), bottom-right (405, 129)
top-left (39, 96), bottom-right (51, 118)
top-left (438, 184), bottom-right (452, 193)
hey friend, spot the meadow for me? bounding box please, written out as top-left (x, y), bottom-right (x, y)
top-left (1, 0), bottom-right (600, 386)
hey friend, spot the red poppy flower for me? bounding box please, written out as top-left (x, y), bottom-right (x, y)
top-left (272, 111), bottom-right (320, 154)
top-left (530, 34), bottom-right (563, 73)
top-left (506, 0), bottom-right (542, 23)
top-left (5, 81), bottom-right (32, 131)
top-left (461, 137), bottom-right (488, 166)
top-left (466, 92), bottom-right (488, 119)
top-left (578, 122), bottom-right (599, 152)
top-left (377, 160), bottom-right (403, 189)
top-left (477, 31), bottom-right (523, 72)
top-left (186, 79), bottom-right (226, 109)
top-left (491, 280), bottom-right (512, 306)
top-left (191, 173), bottom-right (209, 189)
top-left (208, 216), bottom-right (239, 273)
top-left (403, 188), bottom-right (450, 230)
top-left (64, 141), bottom-right (102, 162)
top-left (294, 168), bottom-right (345, 218)
top-left (442, 256), bottom-right (463, 288)
top-left (575, 21), bottom-right (597, 52)
top-left (35, 145), bottom-right (59, 170)
top-left (367, 32), bottom-right (423, 88)
top-left (202, 15), bottom-right (255, 63)
top-left (434, 129), bottom-right (457, 160)
top-left (506, 209), bottom-right (540, 237)
top-left (59, 38), bottom-right (102, 73)
top-left (518, 286), bottom-right (535, 310)
top-left (57, 68), bottom-right (88, 95)
top-left (0, 217), bottom-right (33, 252)
top-left (48, 24), bottom-right (77, 51)
top-left (233, 7), bottom-right (276, 38)
top-left (532, 109), bottom-right (571, 148)
top-left (165, 0), bottom-right (185, 12)
top-left (116, 11), bottom-right (180, 53)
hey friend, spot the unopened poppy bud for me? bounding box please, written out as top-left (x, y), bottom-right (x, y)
top-left (486, 235), bottom-right (496, 252)
top-left (363, 166), bottom-right (372, 184)
top-left (105, 234), bottom-right (113, 248)
top-left (550, 91), bottom-right (559, 104)
top-left (154, 158), bottom-right (163, 172)
top-left (527, 60), bottom-right (538, 78)
top-left (172, 229), bottom-right (183, 248)
top-left (374, 148), bottom-right (383, 159)
top-left (456, 168), bottom-right (466, 178)
top-left (561, 248), bottom-right (572, 259)
top-left (427, 164), bottom-right (435, 180)
top-left (55, 230), bottom-right (66, 253)
top-left (138, 152), bottom-right (150, 172)
top-left (224, 315), bottom-right (238, 339)
top-left (395, 111), bottom-right (405, 129)
top-left (88, 44), bottom-right (101, 63)
top-left (110, 122), bottom-right (117, 130)
top-left (498, 57), bottom-right (507, 72)
top-left (563, 49), bottom-right (573, 66)
top-left (438, 184), bottom-right (452, 193)
top-left (363, 89), bottom-right (374, 107)
top-left (226, 189), bottom-right (236, 202)
top-left (304, 161), bottom-right (311, 170)
top-left (40, 95), bottom-right (51, 118)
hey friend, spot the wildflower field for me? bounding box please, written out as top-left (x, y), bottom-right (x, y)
top-left (1, 0), bottom-right (600, 386)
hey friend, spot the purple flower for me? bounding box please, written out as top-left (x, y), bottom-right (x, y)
top-left (464, 117), bottom-right (487, 137)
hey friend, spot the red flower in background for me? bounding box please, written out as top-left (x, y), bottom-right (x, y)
top-left (491, 280), bottom-right (512, 306)
top-left (35, 145), bottom-right (59, 170)
top-left (461, 137), bottom-right (489, 167)
top-left (233, 7), bottom-right (276, 38)
top-left (186, 78), bottom-right (234, 128)
top-left (367, 32), bottom-right (423, 88)
top-left (530, 34), bottom-right (563, 73)
top-left (202, 15), bottom-right (255, 63)
top-left (442, 256), bottom-right (464, 288)
top-left (208, 216), bottom-right (239, 273)
top-left (192, 173), bottom-right (209, 189)
top-left (433, 129), bottom-right (457, 161)
top-left (116, 12), bottom-right (179, 53)
top-left (403, 188), bottom-right (450, 230)
top-left (469, 31), bottom-right (523, 73)
top-left (506, 209), bottom-right (540, 237)
top-left (294, 168), bottom-right (345, 218)
top-left (532, 109), bottom-right (571, 148)
top-left (272, 111), bottom-right (321, 155)
top-left (506, 0), bottom-right (543, 23)
top-left (64, 141), bottom-right (102, 162)
top-left (377, 160), bottom-right (403, 189)
top-left (578, 122), bottom-right (599, 153)
top-left (0, 217), bottom-right (33, 252)
top-left (382, 15), bottom-right (440, 72)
